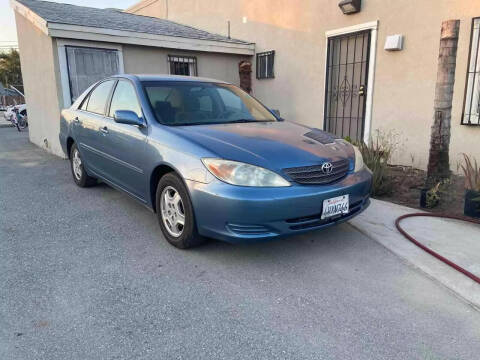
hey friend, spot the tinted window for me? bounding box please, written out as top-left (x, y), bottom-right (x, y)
top-left (86, 80), bottom-right (115, 115)
top-left (109, 80), bottom-right (142, 118)
top-left (143, 82), bottom-right (276, 125)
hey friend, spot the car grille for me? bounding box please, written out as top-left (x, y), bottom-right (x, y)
top-left (283, 159), bottom-right (349, 185)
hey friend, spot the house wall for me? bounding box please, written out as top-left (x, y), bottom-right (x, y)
top-left (122, 45), bottom-right (248, 85)
top-left (128, 0), bottom-right (480, 172)
top-left (15, 12), bottom-right (64, 156)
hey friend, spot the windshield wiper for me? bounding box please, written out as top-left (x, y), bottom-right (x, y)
top-left (223, 119), bottom-right (273, 124)
top-left (172, 119), bottom-right (274, 126)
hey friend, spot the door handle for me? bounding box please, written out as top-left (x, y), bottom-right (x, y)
top-left (73, 117), bottom-right (80, 123)
top-left (100, 126), bottom-right (109, 134)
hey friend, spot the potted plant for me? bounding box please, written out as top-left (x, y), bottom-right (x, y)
top-left (459, 154), bottom-right (480, 218)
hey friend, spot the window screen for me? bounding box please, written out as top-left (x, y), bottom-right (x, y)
top-left (462, 18), bottom-right (480, 125)
top-left (256, 51), bottom-right (275, 79)
top-left (66, 46), bottom-right (119, 103)
top-left (168, 55), bottom-right (198, 76)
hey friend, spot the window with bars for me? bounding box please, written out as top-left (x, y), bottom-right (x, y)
top-left (256, 51), bottom-right (275, 79)
top-left (168, 55), bottom-right (197, 76)
top-left (462, 18), bottom-right (480, 125)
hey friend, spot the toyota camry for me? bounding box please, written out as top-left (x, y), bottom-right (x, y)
top-left (60, 75), bottom-right (372, 248)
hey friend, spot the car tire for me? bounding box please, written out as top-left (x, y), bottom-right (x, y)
top-left (156, 173), bottom-right (205, 249)
top-left (70, 143), bottom-right (97, 187)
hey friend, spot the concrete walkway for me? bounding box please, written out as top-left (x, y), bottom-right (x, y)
top-left (350, 199), bottom-right (480, 309)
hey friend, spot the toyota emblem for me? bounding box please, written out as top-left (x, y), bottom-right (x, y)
top-left (321, 162), bottom-right (333, 174)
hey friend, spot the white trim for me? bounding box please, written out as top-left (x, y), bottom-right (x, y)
top-left (323, 20), bottom-right (378, 144)
top-left (325, 20), bottom-right (378, 38)
top-left (56, 39), bottom-right (125, 108)
top-left (47, 23), bottom-right (255, 56)
top-left (10, 0), bottom-right (48, 35)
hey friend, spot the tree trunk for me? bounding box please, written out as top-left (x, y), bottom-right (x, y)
top-left (426, 20), bottom-right (460, 186)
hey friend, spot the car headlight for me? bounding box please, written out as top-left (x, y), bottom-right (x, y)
top-left (202, 158), bottom-right (291, 187)
top-left (353, 146), bottom-right (365, 172)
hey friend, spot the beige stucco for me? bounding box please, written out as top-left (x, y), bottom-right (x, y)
top-left (122, 44), bottom-right (248, 84)
top-left (15, 12), bottom-right (64, 157)
top-left (129, 0), bottom-right (480, 171)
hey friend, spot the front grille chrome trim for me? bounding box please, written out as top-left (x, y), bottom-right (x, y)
top-left (283, 159), bottom-right (350, 185)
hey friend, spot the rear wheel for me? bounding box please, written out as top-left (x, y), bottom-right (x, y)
top-left (156, 173), bottom-right (205, 249)
top-left (70, 143), bottom-right (97, 187)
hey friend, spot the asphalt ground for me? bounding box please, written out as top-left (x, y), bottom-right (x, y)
top-left (1, 129), bottom-right (480, 360)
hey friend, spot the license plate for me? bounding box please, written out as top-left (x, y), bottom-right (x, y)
top-left (321, 195), bottom-right (349, 219)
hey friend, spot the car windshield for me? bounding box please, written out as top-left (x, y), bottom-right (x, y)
top-left (143, 81), bottom-right (277, 125)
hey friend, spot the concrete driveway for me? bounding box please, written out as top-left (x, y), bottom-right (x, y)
top-left (1, 129), bottom-right (480, 360)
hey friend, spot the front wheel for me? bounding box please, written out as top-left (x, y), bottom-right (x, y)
top-left (156, 173), bottom-right (205, 249)
top-left (70, 143), bottom-right (97, 187)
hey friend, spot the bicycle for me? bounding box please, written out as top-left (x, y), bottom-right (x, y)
top-left (11, 107), bottom-right (28, 132)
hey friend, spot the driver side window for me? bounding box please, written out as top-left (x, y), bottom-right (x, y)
top-left (109, 80), bottom-right (142, 118)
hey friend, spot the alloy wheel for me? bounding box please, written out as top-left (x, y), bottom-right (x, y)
top-left (160, 186), bottom-right (185, 237)
top-left (72, 149), bottom-right (82, 180)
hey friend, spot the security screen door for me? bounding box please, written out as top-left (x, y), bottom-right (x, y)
top-left (66, 46), bottom-right (120, 103)
top-left (324, 30), bottom-right (370, 142)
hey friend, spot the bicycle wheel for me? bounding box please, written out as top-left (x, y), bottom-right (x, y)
top-left (16, 115), bottom-right (27, 131)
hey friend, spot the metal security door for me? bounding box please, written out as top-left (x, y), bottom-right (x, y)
top-left (324, 30), bottom-right (370, 142)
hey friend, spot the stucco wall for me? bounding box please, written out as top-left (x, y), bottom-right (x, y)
top-left (122, 44), bottom-right (247, 85)
top-left (129, 0), bottom-right (480, 171)
top-left (15, 12), bottom-right (64, 157)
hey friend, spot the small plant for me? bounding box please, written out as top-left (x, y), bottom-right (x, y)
top-left (458, 153), bottom-right (480, 193)
top-left (424, 179), bottom-right (451, 208)
top-left (358, 129), bottom-right (399, 196)
top-left (458, 154), bottom-right (480, 218)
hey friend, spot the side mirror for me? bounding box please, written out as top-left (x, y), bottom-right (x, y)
top-left (113, 110), bottom-right (144, 127)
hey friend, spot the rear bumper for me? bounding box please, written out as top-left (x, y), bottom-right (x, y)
top-left (187, 168), bottom-right (372, 243)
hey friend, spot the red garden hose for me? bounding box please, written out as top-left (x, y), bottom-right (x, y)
top-left (395, 213), bottom-right (480, 284)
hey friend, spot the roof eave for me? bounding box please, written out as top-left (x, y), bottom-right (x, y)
top-left (47, 23), bottom-right (255, 55)
top-left (10, 0), bottom-right (48, 35)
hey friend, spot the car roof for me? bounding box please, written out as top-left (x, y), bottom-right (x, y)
top-left (113, 74), bottom-right (230, 84)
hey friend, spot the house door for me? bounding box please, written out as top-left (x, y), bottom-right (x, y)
top-left (324, 30), bottom-right (371, 142)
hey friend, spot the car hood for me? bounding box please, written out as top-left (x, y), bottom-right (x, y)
top-left (172, 121), bottom-right (354, 171)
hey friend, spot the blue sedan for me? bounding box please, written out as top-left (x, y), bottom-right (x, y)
top-left (60, 75), bottom-right (372, 248)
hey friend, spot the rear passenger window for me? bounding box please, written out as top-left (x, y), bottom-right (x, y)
top-left (86, 80), bottom-right (115, 115)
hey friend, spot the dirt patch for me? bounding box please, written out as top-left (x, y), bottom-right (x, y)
top-left (376, 165), bottom-right (468, 219)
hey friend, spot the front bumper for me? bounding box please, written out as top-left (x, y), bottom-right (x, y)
top-left (187, 168), bottom-right (372, 243)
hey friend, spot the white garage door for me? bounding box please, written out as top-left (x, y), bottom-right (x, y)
top-left (66, 46), bottom-right (120, 102)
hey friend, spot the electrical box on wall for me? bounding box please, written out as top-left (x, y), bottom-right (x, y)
top-left (384, 35), bottom-right (404, 51)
